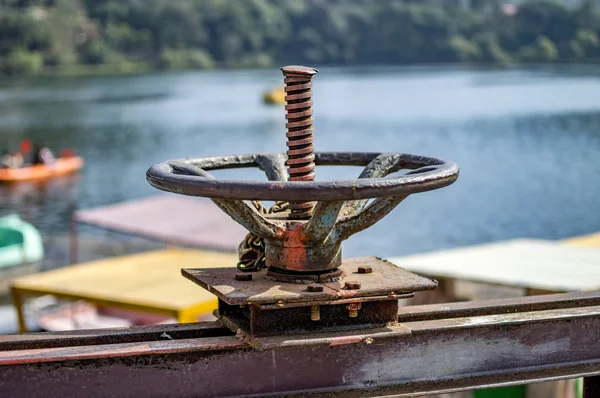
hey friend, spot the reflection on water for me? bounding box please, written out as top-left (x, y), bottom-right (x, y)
top-left (1, 66), bottom-right (600, 258)
top-left (0, 174), bottom-right (79, 233)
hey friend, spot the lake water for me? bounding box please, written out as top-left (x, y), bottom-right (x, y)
top-left (1, 65), bottom-right (600, 259)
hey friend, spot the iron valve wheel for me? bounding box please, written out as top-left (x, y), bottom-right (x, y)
top-left (146, 151), bottom-right (458, 201)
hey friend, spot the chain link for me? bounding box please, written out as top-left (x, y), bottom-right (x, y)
top-left (237, 200), bottom-right (289, 272)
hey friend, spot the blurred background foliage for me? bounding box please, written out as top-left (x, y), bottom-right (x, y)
top-left (0, 0), bottom-right (599, 75)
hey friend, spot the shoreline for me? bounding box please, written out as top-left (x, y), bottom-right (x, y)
top-left (2, 61), bottom-right (599, 80)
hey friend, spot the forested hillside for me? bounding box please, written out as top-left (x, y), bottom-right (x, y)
top-left (0, 0), bottom-right (599, 75)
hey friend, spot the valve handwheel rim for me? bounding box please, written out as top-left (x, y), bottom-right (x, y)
top-left (146, 151), bottom-right (459, 202)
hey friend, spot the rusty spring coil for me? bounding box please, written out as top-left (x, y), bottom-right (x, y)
top-left (237, 201), bottom-right (289, 272)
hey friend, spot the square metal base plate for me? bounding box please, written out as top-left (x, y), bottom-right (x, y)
top-left (182, 256), bottom-right (437, 306)
top-left (183, 257), bottom-right (436, 337)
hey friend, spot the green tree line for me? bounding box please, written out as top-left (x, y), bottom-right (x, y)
top-left (0, 0), bottom-right (599, 75)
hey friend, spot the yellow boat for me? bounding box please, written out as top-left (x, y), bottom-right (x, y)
top-left (262, 87), bottom-right (286, 105)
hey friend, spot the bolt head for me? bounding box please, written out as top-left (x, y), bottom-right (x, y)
top-left (357, 266), bottom-right (373, 274)
top-left (235, 273), bottom-right (252, 281)
top-left (306, 284), bottom-right (324, 292)
top-left (344, 281), bottom-right (361, 290)
top-left (281, 65), bottom-right (318, 76)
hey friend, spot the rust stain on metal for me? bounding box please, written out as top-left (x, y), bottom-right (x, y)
top-left (328, 335), bottom-right (367, 346)
top-left (276, 222), bottom-right (309, 271)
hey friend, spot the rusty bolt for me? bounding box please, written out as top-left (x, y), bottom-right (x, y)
top-left (357, 266), bottom-right (373, 274)
top-left (344, 281), bottom-right (361, 290)
top-left (347, 303), bottom-right (361, 318)
top-left (311, 305), bottom-right (321, 321)
top-left (234, 273), bottom-right (252, 281)
top-left (306, 284), bottom-right (323, 292)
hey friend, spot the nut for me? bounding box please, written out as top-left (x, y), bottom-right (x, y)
top-left (347, 303), bottom-right (362, 318)
top-left (357, 266), bottom-right (373, 274)
top-left (306, 284), bottom-right (323, 292)
top-left (235, 273), bottom-right (252, 281)
top-left (344, 281), bottom-right (361, 290)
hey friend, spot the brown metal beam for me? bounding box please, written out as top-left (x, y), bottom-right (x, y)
top-left (2, 292), bottom-right (600, 397)
top-left (398, 290), bottom-right (600, 322)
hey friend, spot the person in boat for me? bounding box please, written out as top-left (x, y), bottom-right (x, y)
top-left (0, 150), bottom-right (24, 169)
top-left (32, 143), bottom-right (56, 166)
top-left (19, 139), bottom-right (33, 165)
top-left (0, 150), bottom-right (10, 168)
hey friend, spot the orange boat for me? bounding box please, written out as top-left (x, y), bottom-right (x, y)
top-left (0, 155), bottom-right (84, 183)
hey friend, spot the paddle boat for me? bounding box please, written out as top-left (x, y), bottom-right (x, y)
top-left (0, 214), bottom-right (44, 295)
top-left (0, 151), bottom-right (83, 183)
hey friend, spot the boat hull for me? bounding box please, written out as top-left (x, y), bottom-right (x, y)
top-left (0, 156), bottom-right (83, 183)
